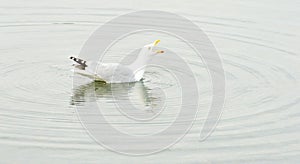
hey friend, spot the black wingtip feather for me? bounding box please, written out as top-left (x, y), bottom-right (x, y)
top-left (69, 56), bottom-right (88, 67)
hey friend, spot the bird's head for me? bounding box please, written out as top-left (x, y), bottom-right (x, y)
top-left (143, 40), bottom-right (164, 55)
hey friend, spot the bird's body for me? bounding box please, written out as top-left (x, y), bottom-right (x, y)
top-left (70, 40), bottom-right (164, 83)
top-left (75, 62), bottom-right (137, 83)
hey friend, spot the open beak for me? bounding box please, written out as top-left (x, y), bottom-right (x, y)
top-left (153, 40), bottom-right (164, 54)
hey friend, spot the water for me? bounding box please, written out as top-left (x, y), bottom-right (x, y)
top-left (1, 0), bottom-right (300, 163)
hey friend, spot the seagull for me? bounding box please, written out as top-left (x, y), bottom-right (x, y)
top-left (70, 40), bottom-right (164, 83)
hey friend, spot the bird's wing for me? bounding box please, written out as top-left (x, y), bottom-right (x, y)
top-left (71, 57), bottom-right (136, 83)
top-left (72, 61), bottom-right (106, 82)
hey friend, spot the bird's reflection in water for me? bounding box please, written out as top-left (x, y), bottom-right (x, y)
top-left (71, 80), bottom-right (164, 115)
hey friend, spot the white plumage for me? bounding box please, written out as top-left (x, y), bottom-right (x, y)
top-left (70, 40), bottom-right (164, 83)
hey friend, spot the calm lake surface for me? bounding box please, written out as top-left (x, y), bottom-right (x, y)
top-left (0, 0), bottom-right (299, 163)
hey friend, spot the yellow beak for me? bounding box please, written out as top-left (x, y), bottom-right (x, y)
top-left (153, 40), bottom-right (160, 46)
top-left (156, 50), bottom-right (164, 54)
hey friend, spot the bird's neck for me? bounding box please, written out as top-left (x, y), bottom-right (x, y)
top-left (128, 48), bottom-right (152, 80)
top-left (129, 47), bottom-right (151, 72)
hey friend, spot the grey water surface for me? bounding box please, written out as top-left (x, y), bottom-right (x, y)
top-left (0, 0), bottom-right (299, 163)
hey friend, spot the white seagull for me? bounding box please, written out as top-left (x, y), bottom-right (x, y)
top-left (70, 40), bottom-right (164, 83)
